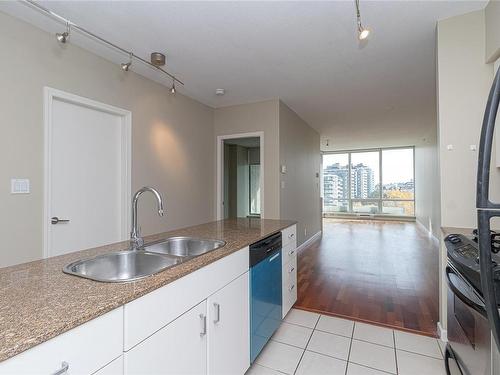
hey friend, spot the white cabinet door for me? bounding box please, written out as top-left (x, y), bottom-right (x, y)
top-left (94, 356), bottom-right (123, 375)
top-left (207, 272), bottom-right (250, 375)
top-left (124, 301), bottom-right (207, 375)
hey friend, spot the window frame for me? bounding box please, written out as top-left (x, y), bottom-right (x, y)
top-left (322, 146), bottom-right (415, 217)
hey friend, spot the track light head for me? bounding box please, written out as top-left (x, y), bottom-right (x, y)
top-left (56, 31), bottom-right (69, 43)
top-left (358, 23), bottom-right (370, 40)
top-left (121, 53), bottom-right (133, 71)
top-left (121, 62), bottom-right (131, 71)
top-left (56, 22), bottom-right (70, 44)
top-left (355, 0), bottom-right (370, 41)
top-left (170, 81), bottom-right (176, 95)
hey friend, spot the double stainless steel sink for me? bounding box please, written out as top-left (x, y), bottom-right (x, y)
top-left (63, 237), bottom-right (226, 283)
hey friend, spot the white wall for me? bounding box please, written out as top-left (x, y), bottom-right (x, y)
top-left (0, 12), bottom-right (215, 267)
top-left (415, 136), bottom-right (441, 238)
top-left (437, 10), bottom-right (494, 229)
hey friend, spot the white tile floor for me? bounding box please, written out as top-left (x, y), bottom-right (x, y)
top-left (247, 309), bottom-right (446, 375)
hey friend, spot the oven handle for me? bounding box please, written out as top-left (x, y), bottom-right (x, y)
top-left (445, 266), bottom-right (486, 317)
top-left (444, 344), bottom-right (463, 375)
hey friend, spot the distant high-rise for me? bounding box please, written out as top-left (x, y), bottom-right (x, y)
top-left (323, 162), bottom-right (375, 211)
top-left (351, 163), bottom-right (375, 199)
top-left (323, 163), bottom-right (348, 204)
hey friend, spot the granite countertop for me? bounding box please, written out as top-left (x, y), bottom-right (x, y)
top-left (0, 218), bottom-right (296, 362)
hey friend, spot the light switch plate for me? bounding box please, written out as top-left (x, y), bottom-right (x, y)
top-left (11, 179), bottom-right (30, 194)
top-left (281, 165), bottom-right (287, 174)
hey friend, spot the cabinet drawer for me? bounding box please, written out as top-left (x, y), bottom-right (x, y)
top-left (282, 242), bottom-right (297, 266)
top-left (0, 307), bottom-right (123, 375)
top-left (282, 268), bottom-right (297, 318)
top-left (282, 225), bottom-right (297, 247)
top-left (283, 256), bottom-right (297, 278)
top-left (124, 247), bottom-right (249, 350)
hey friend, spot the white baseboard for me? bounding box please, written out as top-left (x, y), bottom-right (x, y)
top-left (416, 219), bottom-right (440, 247)
top-left (437, 322), bottom-right (447, 342)
top-left (297, 230), bottom-right (322, 252)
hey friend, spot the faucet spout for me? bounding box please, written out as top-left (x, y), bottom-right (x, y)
top-left (130, 186), bottom-right (165, 249)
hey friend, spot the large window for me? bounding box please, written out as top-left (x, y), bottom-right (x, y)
top-left (322, 147), bottom-right (414, 216)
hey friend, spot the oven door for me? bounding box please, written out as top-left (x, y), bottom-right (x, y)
top-left (446, 265), bottom-right (491, 375)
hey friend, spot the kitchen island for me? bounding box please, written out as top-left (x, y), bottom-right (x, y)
top-left (0, 218), bottom-right (296, 373)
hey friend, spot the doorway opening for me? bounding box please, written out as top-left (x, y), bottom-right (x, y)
top-left (216, 133), bottom-right (264, 220)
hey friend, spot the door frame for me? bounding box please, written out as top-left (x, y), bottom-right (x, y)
top-left (216, 131), bottom-right (264, 220)
top-left (43, 87), bottom-right (132, 258)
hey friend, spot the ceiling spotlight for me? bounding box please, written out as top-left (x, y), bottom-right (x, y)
top-left (56, 22), bottom-right (70, 44)
top-left (355, 0), bottom-right (370, 41)
top-left (121, 53), bottom-right (133, 72)
top-left (358, 23), bottom-right (370, 40)
top-left (170, 81), bottom-right (176, 95)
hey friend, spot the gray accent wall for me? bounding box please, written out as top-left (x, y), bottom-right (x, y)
top-left (279, 102), bottom-right (322, 245)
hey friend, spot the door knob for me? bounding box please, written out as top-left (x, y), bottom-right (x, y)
top-left (51, 217), bottom-right (70, 224)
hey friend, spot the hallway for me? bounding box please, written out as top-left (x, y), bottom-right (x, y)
top-left (296, 219), bottom-right (439, 337)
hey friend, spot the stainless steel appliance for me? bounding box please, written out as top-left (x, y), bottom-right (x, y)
top-left (444, 234), bottom-right (493, 375)
top-left (477, 68), bottom-right (500, 353)
top-left (443, 68), bottom-right (500, 375)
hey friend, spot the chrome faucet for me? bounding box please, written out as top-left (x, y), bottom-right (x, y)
top-left (130, 187), bottom-right (164, 249)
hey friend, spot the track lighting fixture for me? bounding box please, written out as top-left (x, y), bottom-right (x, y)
top-left (56, 22), bottom-right (70, 44)
top-left (170, 81), bottom-right (176, 95)
top-left (121, 53), bottom-right (132, 71)
top-left (355, 0), bottom-right (370, 41)
top-left (24, 0), bottom-right (183, 87)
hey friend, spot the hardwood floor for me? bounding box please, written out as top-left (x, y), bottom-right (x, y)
top-left (296, 219), bottom-right (440, 337)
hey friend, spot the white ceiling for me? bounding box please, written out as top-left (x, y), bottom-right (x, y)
top-left (1, 1), bottom-right (487, 135)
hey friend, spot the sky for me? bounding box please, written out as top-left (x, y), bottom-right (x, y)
top-left (323, 149), bottom-right (413, 184)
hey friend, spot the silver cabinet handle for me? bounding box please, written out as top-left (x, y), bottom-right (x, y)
top-left (51, 217), bottom-right (70, 225)
top-left (289, 284), bottom-right (295, 292)
top-left (51, 362), bottom-right (69, 375)
top-left (289, 233), bottom-right (295, 238)
top-left (289, 267), bottom-right (295, 273)
top-left (213, 302), bottom-right (220, 324)
top-left (288, 249), bottom-right (295, 255)
top-left (199, 314), bottom-right (207, 336)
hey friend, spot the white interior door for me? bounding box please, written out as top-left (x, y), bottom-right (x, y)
top-left (45, 88), bottom-right (131, 257)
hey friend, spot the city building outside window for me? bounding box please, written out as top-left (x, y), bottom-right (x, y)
top-left (322, 147), bottom-right (415, 217)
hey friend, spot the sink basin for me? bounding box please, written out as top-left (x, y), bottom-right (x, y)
top-left (143, 237), bottom-right (226, 257)
top-left (63, 250), bottom-right (182, 282)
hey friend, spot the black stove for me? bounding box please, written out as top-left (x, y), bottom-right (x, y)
top-left (444, 231), bottom-right (500, 301)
